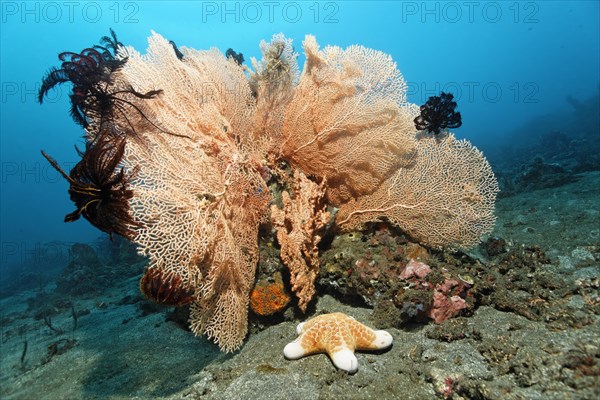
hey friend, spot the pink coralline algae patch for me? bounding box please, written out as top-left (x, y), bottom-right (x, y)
top-left (429, 278), bottom-right (469, 323)
top-left (400, 259), bottom-right (432, 280)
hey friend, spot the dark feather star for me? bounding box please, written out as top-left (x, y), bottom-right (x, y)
top-left (414, 92), bottom-right (462, 135)
top-left (38, 29), bottom-right (166, 135)
top-left (41, 135), bottom-right (139, 240)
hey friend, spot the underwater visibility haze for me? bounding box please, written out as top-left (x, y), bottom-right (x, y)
top-left (1, 2), bottom-right (599, 399)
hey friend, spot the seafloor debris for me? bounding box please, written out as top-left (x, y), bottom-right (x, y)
top-left (319, 224), bottom-right (599, 333)
top-left (40, 338), bottom-right (77, 365)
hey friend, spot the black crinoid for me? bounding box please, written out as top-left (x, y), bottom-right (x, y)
top-left (169, 40), bottom-right (185, 60)
top-left (41, 135), bottom-right (139, 240)
top-left (38, 29), bottom-right (164, 134)
top-left (225, 48), bottom-right (244, 65)
top-left (414, 92), bottom-right (462, 135)
top-left (139, 267), bottom-right (195, 306)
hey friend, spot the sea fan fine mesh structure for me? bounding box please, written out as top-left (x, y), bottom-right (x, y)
top-left (40, 32), bottom-right (498, 352)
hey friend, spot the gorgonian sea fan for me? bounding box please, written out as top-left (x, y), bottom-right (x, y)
top-left (38, 31), bottom-right (498, 352)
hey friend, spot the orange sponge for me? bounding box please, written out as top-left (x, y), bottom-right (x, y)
top-left (250, 272), bottom-right (291, 316)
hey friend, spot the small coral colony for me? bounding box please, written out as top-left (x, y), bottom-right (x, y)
top-left (39, 30), bottom-right (498, 366)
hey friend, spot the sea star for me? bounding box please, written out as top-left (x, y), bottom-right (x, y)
top-left (283, 312), bottom-right (393, 373)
